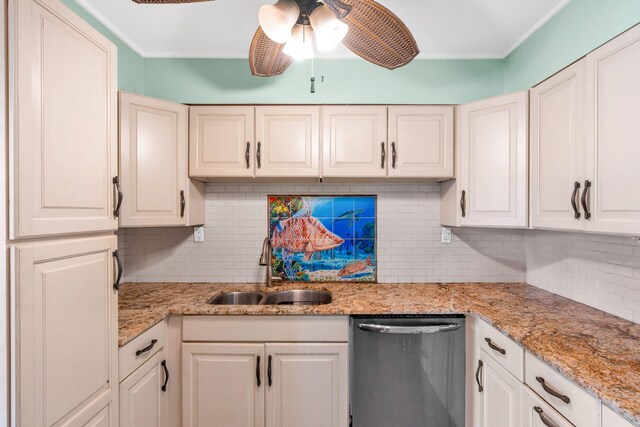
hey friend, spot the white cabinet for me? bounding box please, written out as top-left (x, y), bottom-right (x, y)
top-left (530, 60), bottom-right (586, 231)
top-left (475, 351), bottom-right (522, 427)
top-left (12, 235), bottom-right (118, 427)
top-left (189, 106), bottom-right (255, 178)
top-left (584, 24), bottom-right (640, 235)
top-left (120, 351), bottom-right (168, 427)
top-left (602, 405), bottom-right (635, 427)
top-left (265, 343), bottom-right (348, 427)
top-left (8, 0), bottom-right (118, 239)
top-left (441, 91), bottom-right (529, 228)
top-left (321, 106), bottom-right (388, 178)
top-left (119, 92), bottom-right (204, 227)
top-left (255, 106), bottom-right (320, 177)
top-left (182, 343), bottom-right (265, 427)
top-left (387, 106), bottom-right (454, 179)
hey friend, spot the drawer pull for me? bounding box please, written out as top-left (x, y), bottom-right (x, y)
top-left (161, 360), bottom-right (169, 392)
top-left (571, 181), bottom-right (581, 219)
top-left (391, 142), bottom-right (397, 169)
top-left (245, 142), bottom-right (251, 169)
top-left (256, 355), bottom-right (261, 387)
top-left (135, 339), bottom-right (158, 357)
top-left (536, 376), bottom-right (571, 404)
top-left (268, 355), bottom-right (273, 387)
top-left (475, 360), bottom-right (484, 392)
top-left (381, 142), bottom-right (386, 169)
top-left (534, 406), bottom-right (560, 427)
top-left (113, 250), bottom-right (123, 291)
top-left (484, 338), bottom-right (506, 355)
top-left (257, 142), bottom-right (262, 169)
top-left (113, 176), bottom-right (123, 218)
top-left (581, 180), bottom-right (592, 220)
top-left (180, 190), bottom-right (186, 218)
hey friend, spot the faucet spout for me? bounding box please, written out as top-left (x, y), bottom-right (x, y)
top-left (259, 237), bottom-right (281, 287)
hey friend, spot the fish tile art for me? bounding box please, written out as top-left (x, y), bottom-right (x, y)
top-left (268, 195), bottom-right (377, 282)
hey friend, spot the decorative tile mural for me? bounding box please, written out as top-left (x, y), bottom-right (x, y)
top-left (269, 195), bottom-right (376, 282)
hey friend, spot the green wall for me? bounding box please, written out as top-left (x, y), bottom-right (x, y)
top-left (504, 0), bottom-right (640, 91)
top-left (142, 58), bottom-right (504, 105)
top-left (62, 0), bottom-right (144, 93)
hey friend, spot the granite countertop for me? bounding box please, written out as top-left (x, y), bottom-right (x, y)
top-left (119, 281), bottom-right (640, 426)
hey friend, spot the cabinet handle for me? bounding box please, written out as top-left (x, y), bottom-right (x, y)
top-left (484, 338), bottom-right (506, 355)
top-left (460, 190), bottom-right (466, 218)
top-left (113, 176), bottom-right (123, 218)
top-left (381, 142), bottom-right (386, 169)
top-left (113, 250), bottom-right (123, 291)
top-left (534, 407), bottom-right (560, 427)
top-left (245, 142), bottom-right (251, 169)
top-left (475, 360), bottom-right (483, 392)
top-left (256, 355), bottom-right (261, 387)
top-left (571, 181), bottom-right (581, 219)
top-left (135, 339), bottom-right (157, 357)
top-left (180, 190), bottom-right (186, 218)
top-left (267, 355), bottom-right (273, 387)
top-left (536, 376), bottom-right (571, 404)
top-left (257, 142), bottom-right (262, 169)
top-left (391, 142), bottom-right (397, 169)
top-left (161, 360), bottom-right (169, 392)
top-left (581, 180), bottom-right (592, 220)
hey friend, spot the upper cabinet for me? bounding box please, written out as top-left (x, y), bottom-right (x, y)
top-left (8, 0), bottom-right (118, 239)
top-left (442, 91), bottom-right (529, 228)
top-left (255, 106), bottom-right (320, 177)
top-left (322, 106), bottom-right (388, 178)
top-left (119, 93), bottom-right (204, 228)
top-left (189, 106), bottom-right (255, 178)
top-left (387, 106), bottom-right (454, 179)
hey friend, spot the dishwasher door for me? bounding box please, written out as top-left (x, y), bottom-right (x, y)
top-left (350, 316), bottom-right (465, 427)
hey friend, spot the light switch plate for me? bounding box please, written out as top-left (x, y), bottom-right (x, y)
top-left (193, 226), bottom-right (205, 243)
top-left (441, 227), bottom-right (452, 244)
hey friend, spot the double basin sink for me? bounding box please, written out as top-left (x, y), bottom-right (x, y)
top-left (208, 289), bottom-right (332, 306)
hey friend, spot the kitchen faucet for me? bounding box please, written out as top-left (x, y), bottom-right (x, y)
top-left (259, 237), bottom-right (282, 288)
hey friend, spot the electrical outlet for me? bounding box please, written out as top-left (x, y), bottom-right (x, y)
top-left (193, 226), bottom-right (205, 243)
top-left (441, 227), bottom-right (452, 244)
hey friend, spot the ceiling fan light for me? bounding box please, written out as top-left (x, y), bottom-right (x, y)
top-left (258, 0), bottom-right (300, 44)
top-left (283, 25), bottom-right (315, 60)
top-left (309, 4), bottom-right (348, 51)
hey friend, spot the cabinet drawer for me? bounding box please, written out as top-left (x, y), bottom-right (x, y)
top-left (478, 320), bottom-right (524, 380)
top-left (525, 352), bottom-right (598, 427)
top-left (522, 386), bottom-right (574, 427)
top-left (119, 321), bottom-right (166, 381)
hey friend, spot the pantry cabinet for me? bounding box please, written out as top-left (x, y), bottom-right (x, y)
top-left (255, 106), bottom-right (320, 177)
top-left (321, 106), bottom-right (388, 178)
top-left (120, 93), bottom-right (204, 227)
top-left (441, 91), bottom-right (529, 228)
top-left (8, 0), bottom-right (118, 239)
top-left (12, 235), bottom-right (119, 427)
top-left (189, 106), bottom-right (255, 178)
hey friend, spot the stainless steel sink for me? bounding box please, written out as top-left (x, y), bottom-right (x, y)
top-left (207, 291), bottom-right (263, 305)
top-left (260, 289), bottom-right (332, 306)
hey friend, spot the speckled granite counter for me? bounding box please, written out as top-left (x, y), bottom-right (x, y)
top-left (119, 282), bottom-right (640, 425)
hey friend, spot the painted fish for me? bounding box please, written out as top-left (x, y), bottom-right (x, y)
top-left (272, 217), bottom-right (344, 260)
top-left (338, 256), bottom-right (373, 277)
top-left (333, 209), bottom-right (365, 221)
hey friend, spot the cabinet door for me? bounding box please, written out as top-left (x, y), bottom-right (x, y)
top-left (321, 106), bottom-right (387, 178)
top-left (388, 106), bottom-right (454, 178)
top-left (120, 93), bottom-right (189, 227)
top-left (12, 235), bottom-right (118, 427)
top-left (265, 343), bottom-right (348, 427)
top-left (182, 343), bottom-right (265, 427)
top-left (256, 106), bottom-right (320, 177)
top-left (8, 0), bottom-right (118, 239)
top-left (521, 387), bottom-right (574, 427)
top-left (120, 351), bottom-right (168, 427)
top-left (476, 351), bottom-right (522, 427)
top-left (531, 61), bottom-right (586, 231)
top-left (585, 24), bottom-right (640, 235)
top-left (189, 106), bottom-right (255, 178)
top-left (459, 91), bottom-right (529, 228)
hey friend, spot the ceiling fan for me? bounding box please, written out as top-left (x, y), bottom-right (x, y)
top-left (132, 0), bottom-right (420, 77)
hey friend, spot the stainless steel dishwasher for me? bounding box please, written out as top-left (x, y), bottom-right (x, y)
top-left (350, 315), bottom-right (465, 427)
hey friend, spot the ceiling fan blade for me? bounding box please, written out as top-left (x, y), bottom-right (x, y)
top-left (249, 27), bottom-right (293, 77)
top-left (339, 0), bottom-right (419, 70)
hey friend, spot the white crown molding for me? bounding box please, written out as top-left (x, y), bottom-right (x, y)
top-left (501, 0), bottom-right (572, 57)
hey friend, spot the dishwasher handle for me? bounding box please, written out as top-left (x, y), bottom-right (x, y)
top-left (357, 323), bottom-right (461, 334)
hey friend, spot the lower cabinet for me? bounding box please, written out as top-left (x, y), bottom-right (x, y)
top-left (475, 350), bottom-right (522, 427)
top-left (182, 342), bottom-right (348, 427)
top-left (120, 351), bottom-right (168, 427)
top-left (521, 387), bottom-right (573, 427)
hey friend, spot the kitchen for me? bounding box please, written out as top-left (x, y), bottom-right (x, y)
top-left (2, 0), bottom-right (640, 426)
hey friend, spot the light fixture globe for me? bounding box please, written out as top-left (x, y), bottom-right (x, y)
top-left (283, 24), bottom-right (315, 60)
top-left (309, 4), bottom-right (348, 51)
top-left (258, 0), bottom-right (300, 44)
